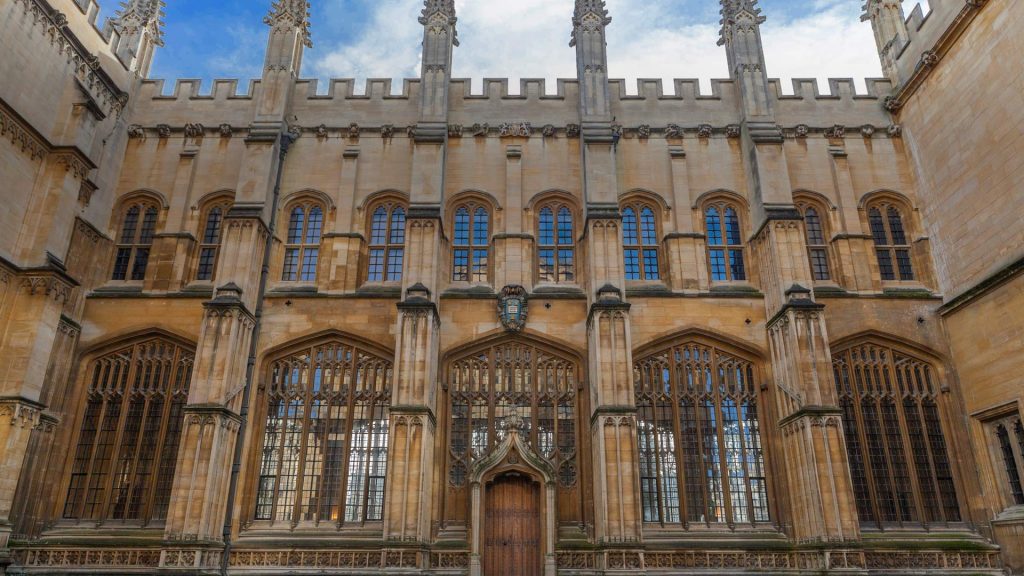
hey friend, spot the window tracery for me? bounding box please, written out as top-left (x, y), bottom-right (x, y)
top-left (112, 200), bottom-right (159, 281)
top-left (622, 202), bottom-right (660, 281)
top-left (833, 342), bottom-right (961, 527)
top-left (366, 203), bottom-right (406, 283)
top-left (195, 200), bottom-right (231, 281)
top-left (537, 203), bottom-right (575, 283)
top-left (452, 203), bottom-right (490, 283)
top-left (704, 201), bottom-right (746, 282)
top-left (282, 202), bottom-right (324, 282)
top-left (634, 339), bottom-right (769, 526)
top-left (63, 338), bottom-right (193, 524)
top-left (253, 338), bottom-right (392, 526)
top-left (868, 203), bottom-right (914, 281)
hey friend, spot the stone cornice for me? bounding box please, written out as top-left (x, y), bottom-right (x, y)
top-left (939, 254), bottom-right (1024, 317)
top-left (885, 0), bottom-right (990, 113)
top-left (0, 98), bottom-right (97, 180)
top-left (12, 0), bottom-right (128, 117)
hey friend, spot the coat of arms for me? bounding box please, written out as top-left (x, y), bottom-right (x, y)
top-left (498, 285), bottom-right (528, 332)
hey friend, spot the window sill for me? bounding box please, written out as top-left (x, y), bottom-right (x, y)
top-left (240, 520), bottom-right (384, 538)
top-left (993, 505), bottom-right (1024, 523)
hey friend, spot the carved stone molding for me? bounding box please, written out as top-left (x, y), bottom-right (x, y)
top-left (20, 272), bottom-right (73, 303)
top-left (183, 122), bottom-right (204, 139)
top-left (264, 0), bottom-right (312, 48)
top-left (0, 398), bottom-right (45, 430)
top-left (0, 102), bottom-right (48, 160)
top-left (665, 123), bottom-right (684, 139)
top-left (697, 123), bottom-right (713, 138)
top-left (498, 121), bottom-right (532, 138)
top-left (52, 150), bottom-right (93, 180)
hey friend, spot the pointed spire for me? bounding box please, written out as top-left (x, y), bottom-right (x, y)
top-left (264, 0), bottom-right (312, 48)
top-left (860, 0), bottom-right (907, 82)
top-left (419, 0), bottom-right (458, 46)
top-left (718, 0), bottom-right (765, 47)
top-left (570, 0), bottom-right (611, 47)
top-left (111, 0), bottom-right (166, 46)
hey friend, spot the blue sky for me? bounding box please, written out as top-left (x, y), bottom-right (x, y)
top-left (141, 0), bottom-right (929, 95)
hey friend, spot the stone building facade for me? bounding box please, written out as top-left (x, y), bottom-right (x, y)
top-left (0, 0), bottom-right (1021, 574)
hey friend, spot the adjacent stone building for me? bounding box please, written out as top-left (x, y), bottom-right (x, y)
top-left (0, 0), bottom-right (1021, 574)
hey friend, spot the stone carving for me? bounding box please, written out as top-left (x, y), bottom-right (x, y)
top-left (498, 122), bottom-right (531, 138)
top-left (570, 0), bottom-right (612, 48)
top-left (884, 95), bottom-right (903, 112)
top-left (315, 124), bottom-right (328, 139)
top-left (156, 124), bottom-right (172, 138)
top-left (794, 124), bottom-right (810, 138)
top-left (665, 124), bottom-right (683, 139)
top-left (825, 124), bottom-right (845, 139)
top-left (887, 123), bottom-right (903, 138)
top-left (183, 123), bottom-right (204, 139)
top-left (565, 123), bottom-right (581, 138)
top-left (697, 124), bottom-right (713, 138)
top-left (611, 124), bottom-right (623, 139)
top-left (0, 104), bottom-right (48, 160)
top-left (420, 0), bottom-right (459, 46)
top-left (861, 124), bottom-right (876, 138)
top-left (218, 123), bottom-right (233, 137)
top-left (920, 50), bottom-right (939, 67)
top-left (541, 124), bottom-right (556, 137)
top-left (381, 124), bottom-right (394, 139)
top-left (348, 123), bottom-right (359, 138)
top-left (637, 124), bottom-right (651, 139)
top-left (470, 123), bottom-right (489, 137)
top-left (726, 124), bottom-right (741, 138)
top-left (127, 124), bottom-right (145, 139)
top-left (498, 284), bottom-right (528, 332)
top-left (264, 0), bottom-right (312, 48)
top-left (447, 124), bottom-right (463, 137)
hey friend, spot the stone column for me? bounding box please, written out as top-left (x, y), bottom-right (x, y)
top-left (0, 268), bottom-right (72, 563)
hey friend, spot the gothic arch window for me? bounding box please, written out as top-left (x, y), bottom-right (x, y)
top-left (622, 202), bottom-right (661, 281)
top-left (442, 338), bottom-right (583, 525)
top-left (452, 203), bottom-right (490, 283)
top-left (253, 337), bottom-right (392, 526)
top-left (282, 201), bottom-right (324, 282)
top-left (833, 341), bottom-right (961, 527)
top-left (195, 199), bottom-right (231, 281)
top-left (867, 202), bottom-right (914, 281)
top-left (112, 200), bottom-right (159, 281)
top-left (987, 413), bottom-right (1024, 508)
top-left (797, 201), bottom-right (832, 282)
top-left (634, 338), bottom-right (770, 527)
top-left (63, 338), bottom-right (193, 523)
top-left (704, 201), bottom-right (746, 282)
top-left (366, 202), bottom-right (406, 283)
top-left (537, 202), bottom-right (575, 283)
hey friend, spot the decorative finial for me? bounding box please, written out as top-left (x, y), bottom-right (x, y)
top-left (419, 0), bottom-right (459, 46)
top-left (264, 0), bottom-right (312, 48)
top-left (718, 0), bottom-right (766, 47)
top-left (570, 0), bottom-right (611, 47)
top-left (110, 0), bottom-right (166, 46)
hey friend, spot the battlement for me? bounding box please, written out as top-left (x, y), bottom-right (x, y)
top-left (889, 0), bottom-right (976, 89)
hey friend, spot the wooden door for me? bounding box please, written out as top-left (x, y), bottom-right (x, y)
top-left (483, 474), bottom-right (541, 576)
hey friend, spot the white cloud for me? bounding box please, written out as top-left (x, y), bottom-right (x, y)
top-left (306, 0), bottom-right (882, 96)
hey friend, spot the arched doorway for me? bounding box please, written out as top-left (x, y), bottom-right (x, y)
top-left (484, 473), bottom-right (542, 576)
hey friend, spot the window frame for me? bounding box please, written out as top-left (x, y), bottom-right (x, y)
top-left (535, 201), bottom-right (577, 285)
top-left (866, 201), bottom-right (916, 282)
top-left (796, 200), bottom-right (833, 283)
top-left (194, 199), bottom-right (232, 282)
top-left (633, 336), bottom-right (771, 529)
top-left (702, 200), bottom-right (747, 283)
top-left (111, 200), bottom-right (160, 282)
top-left (832, 340), bottom-right (963, 529)
top-left (621, 201), bottom-right (663, 282)
top-left (248, 336), bottom-right (394, 529)
top-left (61, 337), bottom-right (193, 527)
top-left (281, 200), bottom-right (325, 283)
top-left (364, 201), bottom-right (407, 284)
top-left (981, 407), bottom-right (1024, 511)
top-left (451, 202), bottom-right (492, 284)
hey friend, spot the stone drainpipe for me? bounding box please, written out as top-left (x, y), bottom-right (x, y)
top-left (219, 130), bottom-right (296, 576)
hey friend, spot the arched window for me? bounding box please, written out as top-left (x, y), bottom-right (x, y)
top-left (112, 201), bottom-right (159, 281)
top-left (622, 203), bottom-right (660, 281)
top-left (537, 203), bottom-right (575, 283)
top-left (253, 338), bottom-right (392, 526)
top-left (442, 338), bottom-right (582, 526)
top-left (195, 201), bottom-right (230, 281)
top-left (452, 204), bottom-right (490, 283)
top-left (833, 342), bottom-right (960, 527)
top-left (63, 338), bottom-right (193, 523)
top-left (991, 415), bottom-right (1024, 506)
top-left (798, 202), bottom-right (831, 281)
top-left (367, 203), bottom-right (406, 283)
top-left (705, 201), bottom-right (746, 282)
top-left (634, 339), bottom-right (769, 527)
top-left (868, 203), bottom-right (914, 281)
top-left (282, 202), bottom-right (324, 282)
